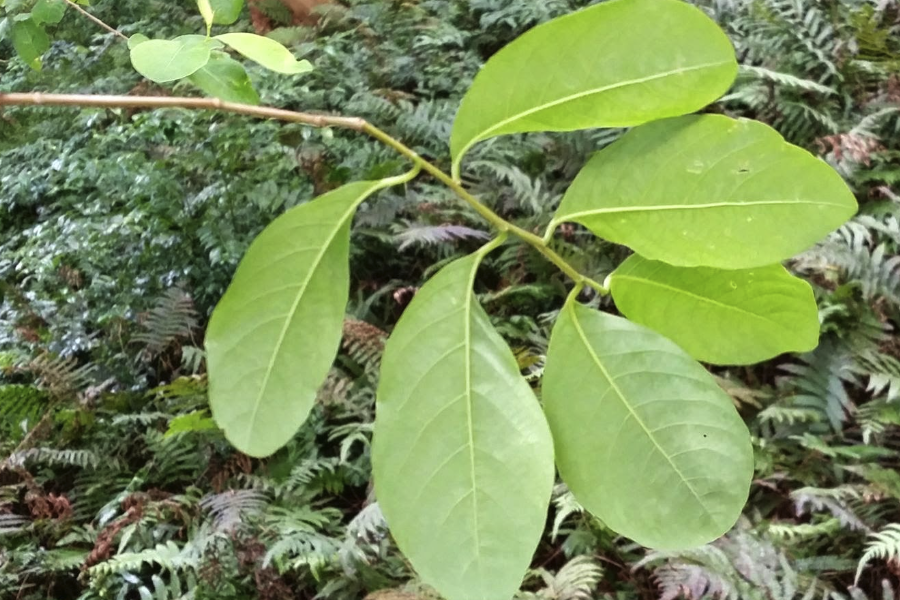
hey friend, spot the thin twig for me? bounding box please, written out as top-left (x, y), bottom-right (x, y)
top-left (62, 0), bottom-right (128, 41)
top-left (0, 92), bottom-right (608, 294)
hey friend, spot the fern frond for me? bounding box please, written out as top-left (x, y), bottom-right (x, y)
top-left (200, 489), bottom-right (270, 532)
top-left (133, 287), bottom-right (198, 358)
top-left (0, 513), bottom-right (29, 535)
top-left (739, 64), bottom-right (836, 94)
top-left (88, 540), bottom-right (193, 576)
top-left (855, 523), bottom-right (900, 584)
top-left (394, 222), bottom-right (491, 251)
top-left (27, 352), bottom-right (95, 399)
top-left (7, 447), bottom-right (100, 470)
top-left (529, 555), bottom-right (603, 600)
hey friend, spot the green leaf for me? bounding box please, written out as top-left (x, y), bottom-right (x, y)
top-left (188, 51), bottom-right (259, 104)
top-left (197, 0), bottom-right (214, 30)
top-left (552, 114), bottom-right (857, 269)
top-left (127, 33), bottom-right (149, 50)
top-left (542, 299), bottom-right (753, 550)
top-left (130, 35), bottom-right (216, 83)
top-left (165, 411), bottom-right (217, 438)
top-left (10, 18), bottom-right (49, 71)
top-left (31, 0), bottom-right (66, 25)
top-left (373, 246), bottom-right (555, 600)
top-left (215, 32), bottom-right (312, 74)
top-left (207, 180), bottom-right (394, 457)
top-left (450, 0), bottom-right (736, 175)
top-left (209, 0), bottom-right (243, 25)
top-left (609, 254), bottom-right (819, 365)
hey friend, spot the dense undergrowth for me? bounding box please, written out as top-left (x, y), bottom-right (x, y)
top-left (1, 0), bottom-right (900, 598)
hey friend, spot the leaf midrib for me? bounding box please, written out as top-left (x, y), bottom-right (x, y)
top-left (454, 59), bottom-right (733, 165)
top-left (566, 302), bottom-right (714, 520)
top-left (612, 273), bottom-right (783, 328)
top-left (560, 199), bottom-right (850, 222)
top-left (462, 257), bottom-right (481, 564)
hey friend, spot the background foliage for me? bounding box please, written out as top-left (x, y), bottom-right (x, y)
top-left (1, 0), bottom-right (899, 598)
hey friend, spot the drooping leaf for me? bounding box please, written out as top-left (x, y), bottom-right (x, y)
top-left (609, 254), bottom-right (819, 365)
top-left (552, 114), bottom-right (857, 268)
top-left (207, 180), bottom-right (395, 457)
top-left (130, 35), bottom-right (217, 83)
top-left (373, 248), bottom-right (555, 600)
top-left (210, 0), bottom-right (243, 25)
top-left (188, 51), bottom-right (260, 105)
top-left (542, 298), bottom-right (753, 550)
top-left (450, 0), bottom-right (736, 174)
top-left (10, 18), bottom-right (49, 71)
top-left (31, 0), bottom-right (66, 26)
top-left (197, 0), bottom-right (214, 30)
top-left (215, 32), bottom-right (312, 74)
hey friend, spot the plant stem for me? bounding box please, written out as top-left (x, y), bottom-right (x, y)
top-left (0, 93), bottom-right (609, 295)
top-left (62, 0), bottom-right (129, 41)
top-left (365, 122), bottom-right (608, 294)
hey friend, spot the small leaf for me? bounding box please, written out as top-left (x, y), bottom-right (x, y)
top-left (127, 33), bottom-right (149, 50)
top-left (373, 248), bottom-right (555, 600)
top-left (188, 51), bottom-right (260, 104)
top-left (197, 0), bottom-right (214, 30)
top-left (31, 0), bottom-right (66, 26)
top-left (552, 114), bottom-right (857, 268)
top-left (206, 180), bottom-right (397, 457)
top-left (10, 18), bottom-right (49, 71)
top-left (130, 35), bottom-right (215, 83)
top-left (609, 254), bottom-right (819, 365)
top-left (215, 32), bottom-right (312, 74)
top-left (542, 299), bottom-right (753, 550)
top-left (210, 0), bottom-right (243, 25)
top-left (450, 0), bottom-right (736, 174)
top-left (165, 411), bottom-right (218, 438)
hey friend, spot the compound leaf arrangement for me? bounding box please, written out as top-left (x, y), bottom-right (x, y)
top-left (0, 0), bottom-right (858, 599)
top-left (203, 1), bottom-right (854, 598)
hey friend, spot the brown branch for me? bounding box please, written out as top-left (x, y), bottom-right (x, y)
top-left (62, 0), bottom-right (129, 41)
top-left (0, 93), bottom-right (367, 130)
top-left (0, 92), bottom-right (608, 293)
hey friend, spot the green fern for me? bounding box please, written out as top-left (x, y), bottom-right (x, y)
top-left (855, 523), bottom-right (900, 584)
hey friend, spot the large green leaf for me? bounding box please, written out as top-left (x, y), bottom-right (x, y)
top-left (610, 255), bottom-right (819, 365)
top-left (542, 298), bottom-right (753, 550)
top-left (552, 114), bottom-right (857, 268)
top-left (10, 18), bottom-right (49, 71)
top-left (215, 32), bottom-right (312, 75)
top-left (449, 0), bottom-right (736, 175)
top-left (207, 180), bottom-right (394, 457)
top-left (373, 247), bottom-right (555, 600)
top-left (130, 35), bottom-right (216, 83)
top-left (188, 51), bottom-right (260, 105)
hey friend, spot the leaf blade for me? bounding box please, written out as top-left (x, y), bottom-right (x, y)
top-left (610, 255), bottom-right (819, 364)
top-left (10, 18), bottom-right (49, 71)
top-left (543, 300), bottom-right (753, 550)
top-left (188, 51), bottom-right (260, 104)
top-left (206, 181), bottom-right (387, 457)
top-left (209, 0), bottom-right (243, 25)
top-left (215, 32), bottom-right (312, 75)
top-left (130, 35), bottom-right (214, 83)
top-left (450, 0), bottom-right (736, 172)
top-left (373, 250), bottom-right (554, 600)
top-left (553, 114), bottom-right (857, 268)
